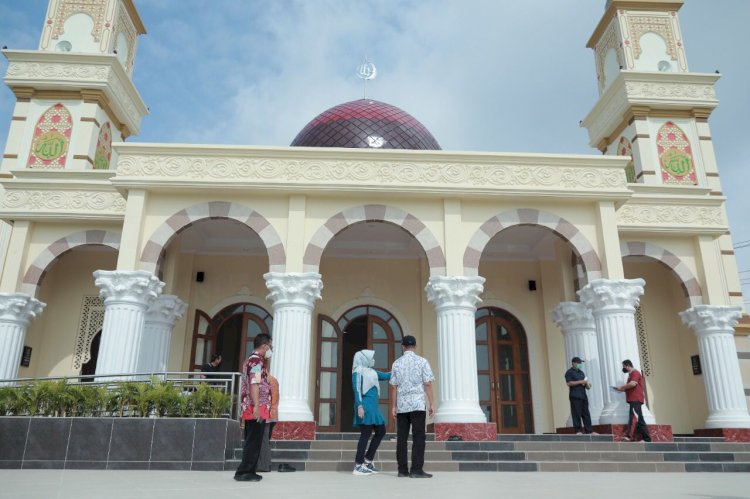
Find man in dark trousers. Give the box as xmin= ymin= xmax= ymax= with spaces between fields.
xmin=565 ymin=356 xmax=596 ymax=435
xmin=616 ymin=359 xmax=651 ymax=442
xmin=234 ymin=334 xmax=273 ymax=482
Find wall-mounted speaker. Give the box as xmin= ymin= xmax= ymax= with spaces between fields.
xmin=528 ymin=280 xmax=537 ymax=291
xmin=196 ymin=271 xmax=205 ymax=282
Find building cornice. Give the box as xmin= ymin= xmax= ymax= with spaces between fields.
xmin=587 ymin=0 xmax=684 ymax=49
xmin=581 ymin=71 xmax=719 ymax=149
xmin=2 ymin=50 xmax=148 ymax=136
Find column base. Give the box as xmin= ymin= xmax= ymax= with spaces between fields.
xmin=434 ymin=423 xmax=496 ymax=441
xmin=704 ymin=413 xmax=750 ymax=429
xmin=271 ymin=421 xmax=316 ymax=440
xmin=599 ymin=403 xmax=656 ymax=425
xmin=556 ymin=424 xmax=672 ymax=442
xmin=694 ymin=428 xmax=750 ymax=442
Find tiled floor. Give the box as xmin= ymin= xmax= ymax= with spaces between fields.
xmin=1 ymin=470 xmax=749 ymax=499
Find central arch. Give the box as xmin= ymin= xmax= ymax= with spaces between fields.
xmin=303 ymin=204 xmax=446 ymax=276
xmin=463 ymin=209 xmax=602 ymax=284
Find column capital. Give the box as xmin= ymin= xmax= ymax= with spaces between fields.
xmin=578 ymin=278 xmax=645 ymax=313
xmin=93 ymin=270 xmax=164 ymax=306
xmin=680 ymin=305 xmax=743 ymax=336
xmin=145 ymin=295 xmax=187 ymax=327
xmin=264 ymin=272 xmax=322 ymax=309
xmin=551 ymin=301 xmax=594 ymax=330
xmin=0 ymin=293 xmax=45 ymax=325
xmin=425 ymin=276 xmax=485 ymax=310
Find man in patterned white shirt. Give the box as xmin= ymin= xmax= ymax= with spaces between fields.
xmin=389 ymin=335 xmax=435 ymax=478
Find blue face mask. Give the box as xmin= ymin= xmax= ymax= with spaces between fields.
xmin=576 ymin=363 xmax=583 ymax=370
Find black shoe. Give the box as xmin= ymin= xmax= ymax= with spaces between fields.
xmin=409 ymin=470 xmax=433 ymax=478
xmin=397 ymin=472 xmax=410 ymax=477
xmin=234 ymin=473 xmax=262 ymax=482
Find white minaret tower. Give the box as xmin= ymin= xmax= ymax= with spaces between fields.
xmin=1 ymin=0 xmax=148 ymax=172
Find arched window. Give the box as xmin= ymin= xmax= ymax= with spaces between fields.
xmin=27 ymin=103 xmax=73 ymax=169
xmin=618 ymin=137 xmax=636 ymax=183
xmin=94 ymin=122 xmax=112 ymax=170
xmin=656 ymin=121 xmax=697 ymax=184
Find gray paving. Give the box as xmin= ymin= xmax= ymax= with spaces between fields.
xmin=1 ymin=470 xmax=749 ymax=499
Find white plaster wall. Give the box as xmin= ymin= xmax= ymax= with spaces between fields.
xmin=55 ymin=13 xmax=100 ymax=54
xmin=634 ymin=32 xmax=675 ymax=73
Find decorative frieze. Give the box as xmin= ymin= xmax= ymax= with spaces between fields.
xmin=617 ymin=204 xmax=725 ymax=228
xmin=0 ymin=189 xmax=126 ymax=214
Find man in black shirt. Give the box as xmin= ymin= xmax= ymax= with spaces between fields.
xmin=564 ymin=356 xmax=596 ymax=435
xmin=202 ymin=354 xmax=222 ymax=376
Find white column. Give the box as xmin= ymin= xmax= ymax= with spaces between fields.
xmin=425 ymin=275 xmax=487 ymax=423
xmin=680 ymin=305 xmax=750 ymax=428
xmin=578 ymin=278 xmax=655 ymax=424
xmin=551 ymin=301 xmax=604 ymax=425
xmin=141 ymin=295 xmax=187 ymax=374
xmin=265 ymin=272 xmax=322 ymax=422
xmin=0 ymin=293 xmax=45 ymax=383
xmin=94 ymin=270 xmax=164 ymax=378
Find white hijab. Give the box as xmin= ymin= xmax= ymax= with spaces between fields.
xmin=352 ymin=349 xmax=379 ymax=398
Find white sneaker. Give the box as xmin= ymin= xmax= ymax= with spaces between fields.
xmin=353 ymin=464 xmax=373 ymax=476
xmin=364 ymin=460 xmax=379 ymax=474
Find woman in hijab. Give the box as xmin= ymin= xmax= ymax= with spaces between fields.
xmin=351 ymin=349 xmax=391 ymax=475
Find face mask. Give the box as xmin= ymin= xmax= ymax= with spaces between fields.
xmin=265 ymin=348 xmax=273 ymax=359
xmin=622 ymin=367 xmax=628 ymax=373
xmin=369 ymin=358 xmax=375 ymax=367
xmin=576 ymin=364 xmax=583 ymax=370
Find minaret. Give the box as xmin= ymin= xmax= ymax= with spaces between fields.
xmin=1 ymin=0 xmax=148 ymax=172
xmin=581 ymin=0 xmax=720 ymax=188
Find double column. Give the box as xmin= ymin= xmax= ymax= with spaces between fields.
xmin=94 ymin=270 xmax=164 ymax=378
xmin=551 ymin=301 xmax=604 ymax=425
xmin=0 ymin=293 xmax=45 ymax=382
xmin=680 ymin=305 xmax=750 ymax=429
xmin=578 ymin=278 xmax=654 ymax=424
xmin=426 ymin=276 xmax=487 ymax=423
xmin=264 ymin=272 xmax=323 ymax=422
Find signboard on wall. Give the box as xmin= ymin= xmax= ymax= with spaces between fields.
xmin=20 ymin=346 xmax=32 ymax=367
xmin=690 ymin=354 xmax=702 ymax=375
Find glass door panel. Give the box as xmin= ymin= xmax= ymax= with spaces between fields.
xmin=316 ymin=315 xmax=342 ymax=431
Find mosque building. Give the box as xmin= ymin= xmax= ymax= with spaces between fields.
xmin=0 ymin=0 xmax=748 ymax=440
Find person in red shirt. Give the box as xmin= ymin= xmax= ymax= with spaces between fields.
xmin=615 ymin=359 xmax=651 ymax=442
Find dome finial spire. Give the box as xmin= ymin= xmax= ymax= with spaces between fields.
xmin=356 ymin=57 xmax=377 ymax=99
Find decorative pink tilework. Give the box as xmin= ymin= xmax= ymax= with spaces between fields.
xmin=434 ymin=423 xmax=496 ymax=441
xmin=273 ymin=421 xmax=316 ymax=440
xmin=560 ymin=424 xmax=674 ymax=442
xmin=694 ymin=428 xmax=750 ymax=442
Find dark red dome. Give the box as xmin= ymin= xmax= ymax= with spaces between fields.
xmin=290 ymin=99 xmax=441 ymax=150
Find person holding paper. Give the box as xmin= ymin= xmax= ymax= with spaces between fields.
xmin=564 ymin=356 xmax=596 ymax=435
xmin=615 ymin=359 xmax=651 ymax=442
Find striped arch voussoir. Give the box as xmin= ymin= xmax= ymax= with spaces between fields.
xmin=621 ymin=241 xmax=703 ymax=306
xmin=139 ymin=201 xmax=286 ymax=274
xmin=463 ymin=209 xmax=603 ymax=285
xmin=21 ymin=230 xmax=121 ymax=296
xmin=303 ymin=204 xmax=446 ymax=276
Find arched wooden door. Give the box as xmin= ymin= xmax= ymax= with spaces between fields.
xmin=190 ymin=303 xmax=273 ymax=372
xmin=475 ymin=307 xmax=533 ymax=433
xmin=315 ymin=305 xmax=403 ymax=432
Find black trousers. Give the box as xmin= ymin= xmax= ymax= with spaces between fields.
xmin=235 ymin=419 xmax=266 ymax=475
xmin=355 ymin=424 xmax=386 ymax=464
xmin=396 ymin=411 xmax=426 ymax=474
xmin=569 ymin=397 xmax=592 ymax=433
xmin=626 ymin=401 xmax=651 ymax=442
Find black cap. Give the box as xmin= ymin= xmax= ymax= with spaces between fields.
xmin=402 ymin=335 xmax=417 ymax=346
xmin=571 ymin=357 xmax=584 ymax=364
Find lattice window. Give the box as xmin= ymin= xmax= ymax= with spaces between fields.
xmin=72 ymin=296 xmax=105 ymax=370
xmin=634 ymin=305 xmax=651 ymax=376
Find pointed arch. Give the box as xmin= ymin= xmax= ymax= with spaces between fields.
xmin=620 ymin=241 xmax=702 ymax=306
xmin=94 ymin=122 xmax=112 ymax=170
xmin=27 ymin=103 xmax=73 ymax=169
xmin=139 ymin=201 xmax=285 ymax=274
xmin=657 ymin=121 xmax=696 ymax=185
xmin=21 ymin=230 xmax=121 ymax=296
xmin=463 ymin=209 xmax=602 ymax=284
xmin=302 ymin=204 xmax=446 ymax=276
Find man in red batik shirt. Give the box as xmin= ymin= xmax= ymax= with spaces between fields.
xmin=616 ymin=359 xmax=652 ymax=442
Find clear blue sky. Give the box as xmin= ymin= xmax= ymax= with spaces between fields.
xmin=1 ymin=0 xmax=749 ymax=299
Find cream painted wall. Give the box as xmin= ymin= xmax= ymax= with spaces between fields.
xmin=22 ymin=249 xmax=117 ymax=378
xmin=624 ymin=260 xmax=707 ymax=433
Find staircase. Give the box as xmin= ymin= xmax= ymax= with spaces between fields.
xmin=225 ymin=433 xmax=750 ymax=473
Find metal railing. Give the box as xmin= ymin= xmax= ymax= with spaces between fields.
xmin=0 ymin=371 xmax=244 ymax=420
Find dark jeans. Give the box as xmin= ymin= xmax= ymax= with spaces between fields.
xmin=396 ymin=411 xmax=426 ymax=474
xmin=626 ymin=401 xmax=651 ymax=442
xmin=355 ymin=424 xmax=386 ymax=464
xmin=570 ymin=397 xmax=592 ymax=433
xmin=235 ymin=419 xmax=266 ymax=475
